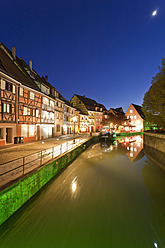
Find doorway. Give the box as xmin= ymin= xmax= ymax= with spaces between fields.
xmin=6 ymin=128 xmax=13 ymax=143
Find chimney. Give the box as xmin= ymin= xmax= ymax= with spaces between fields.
xmin=83 ymin=95 xmax=86 ymax=98
xmin=29 ymin=60 xmax=32 ymax=70
xmin=45 ymin=75 xmax=48 ymax=82
xmin=12 ymin=47 xmax=16 ymax=59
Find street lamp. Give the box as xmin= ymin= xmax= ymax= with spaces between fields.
xmin=73 ymin=116 xmax=77 ymax=143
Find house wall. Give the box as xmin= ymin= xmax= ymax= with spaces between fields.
xmin=125 ymin=104 xmax=143 ymax=132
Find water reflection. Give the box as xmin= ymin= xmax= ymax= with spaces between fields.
xmin=100 ymin=135 xmax=144 ymax=163
xmin=71 ymin=177 xmax=77 ymax=193
xmin=1 ymin=135 xmax=165 ymax=248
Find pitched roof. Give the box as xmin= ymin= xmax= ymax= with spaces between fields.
xmin=109 ymin=107 xmax=125 ymax=116
xmin=0 ymin=43 xmax=40 ymax=91
xmin=132 ymin=104 xmax=145 ymax=119
xmin=74 ymin=94 xmax=106 ymax=111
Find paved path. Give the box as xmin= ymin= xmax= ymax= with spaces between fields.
xmin=0 ymin=134 xmax=90 ymax=165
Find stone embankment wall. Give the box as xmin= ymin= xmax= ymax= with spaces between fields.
xmin=0 ymin=137 xmax=98 ymax=226
xmin=143 ymin=132 xmax=165 ymax=153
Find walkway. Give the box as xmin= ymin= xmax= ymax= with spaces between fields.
xmin=0 ymin=134 xmax=90 ymax=165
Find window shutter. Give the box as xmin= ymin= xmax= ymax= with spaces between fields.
xmin=20 ymin=87 xmax=23 ymax=96
xmin=1 ymin=79 xmax=5 ymax=90
xmin=13 ymin=85 xmax=16 ymax=94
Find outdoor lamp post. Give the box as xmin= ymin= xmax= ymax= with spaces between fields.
xmin=73 ymin=116 xmax=77 ymax=143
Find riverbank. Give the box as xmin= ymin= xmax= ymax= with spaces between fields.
xmin=143 ymin=132 xmax=165 ymax=153
xmin=0 ymin=136 xmax=99 ymax=226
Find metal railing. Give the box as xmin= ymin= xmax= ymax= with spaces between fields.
xmin=0 ymin=138 xmax=86 ymax=189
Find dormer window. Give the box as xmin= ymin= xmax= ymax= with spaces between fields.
xmin=41 ymin=84 xmax=50 ymax=95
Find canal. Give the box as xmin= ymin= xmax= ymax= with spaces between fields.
xmin=0 ymin=135 xmax=165 ymax=248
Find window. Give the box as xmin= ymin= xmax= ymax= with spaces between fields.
xmin=21 ymin=124 xmax=27 ymax=137
xmin=3 ymin=103 xmax=11 ymax=113
xmin=127 ymin=116 xmax=129 ymax=119
xmin=23 ymin=107 xmax=27 ymax=115
xmin=20 ymin=87 xmax=24 ymax=96
xmin=134 ymin=115 xmax=137 ymax=119
xmin=130 ymin=116 xmax=133 ymax=119
xmin=30 ymin=92 xmax=35 ymax=100
xmin=12 ymin=85 xmax=16 ymax=94
xmin=50 ymin=100 xmax=54 ymax=108
xmin=5 ymin=81 xmax=12 ymax=92
xmin=27 ymin=108 xmax=31 ymax=116
xmin=33 ymin=109 xmax=35 ymax=116
xmin=130 ymin=109 xmax=133 ymax=113
xmin=43 ymin=111 xmax=48 ymax=119
xmin=50 ymin=112 xmax=54 ymax=121
xmin=43 ymin=97 xmax=49 ymax=105
xmin=56 ymin=124 xmax=60 ymax=132
xmin=1 ymin=79 xmax=5 ymax=89
xmin=36 ymin=109 xmax=39 ymax=117
xmin=23 ymin=107 xmax=31 ymax=115
xmin=29 ymin=125 xmax=35 ymax=137
xmin=41 ymin=84 xmax=50 ymax=95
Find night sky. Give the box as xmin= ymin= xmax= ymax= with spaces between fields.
xmin=1 ymin=0 xmax=165 ymax=111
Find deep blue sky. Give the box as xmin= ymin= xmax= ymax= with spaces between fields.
xmin=1 ymin=0 xmax=165 ymax=111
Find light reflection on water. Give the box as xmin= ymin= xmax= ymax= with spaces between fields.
xmin=0 ymin=135 xmax=165 ymax=248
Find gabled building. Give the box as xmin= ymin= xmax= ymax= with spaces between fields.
xmin=0 ymin=43 xmax=67 ymax=145
xmin=0 ymin=43 xmax=42 ymax=144
xmin=101 ymin=107 xmax=125 ymax=132
xmin=70 ymin=94 xmax=106 ymax=132
xmin=124 ymin=103 xmax=145 ymax=132
xmin=14 ymin=51 xmax=65 ymax=139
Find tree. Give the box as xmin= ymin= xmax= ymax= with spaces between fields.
xmin=142 ymin=58 xmax=165 ymax=128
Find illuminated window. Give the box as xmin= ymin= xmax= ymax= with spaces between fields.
xmin=134 ymin=115 xmax=137 ymax=119
xmin=23 ymin=107 xmax=27 ymax=115
xmin=43 ymin=97 xmax=49 ymax=105
xmin=130 ymin=116 xmax=133 ymax=119
xmin=50 ymin=112 xmax=54 ymax=121
xmin=30 ymin=92 xmax=35 ymax=100
xmin=12 ymin=85 xmax=16 ymax=94
xmin=20 ymin=87 xmax=24 ymax=96
xmin=3 ymin=103 xmax=11 ymax=113
xmin=50 ymin=100 xmax=54 ymax=108
xmin=127 ymin=116 xmax=129 ymax=119
xmin=36 ymin=109 xmax=39 ymax=117
xmin=27 ymin=108 xmax=31 ymax=116
xmin=29 ymin=125 xmax=35 ymax=137
xmin=130 ymin=109 xmax=133 ymax=113
xmin=21 ymin=125 xmax=27 ymax=137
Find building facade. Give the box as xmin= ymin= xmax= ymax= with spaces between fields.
xmin=124 ymin=104 xmax=144 ymax=132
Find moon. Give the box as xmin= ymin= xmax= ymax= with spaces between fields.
xmin=152 ymin=10 xmax=157 ymax=16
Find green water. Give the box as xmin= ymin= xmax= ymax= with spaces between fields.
xmin=0 ymin=135 xmax=165 ymax=248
